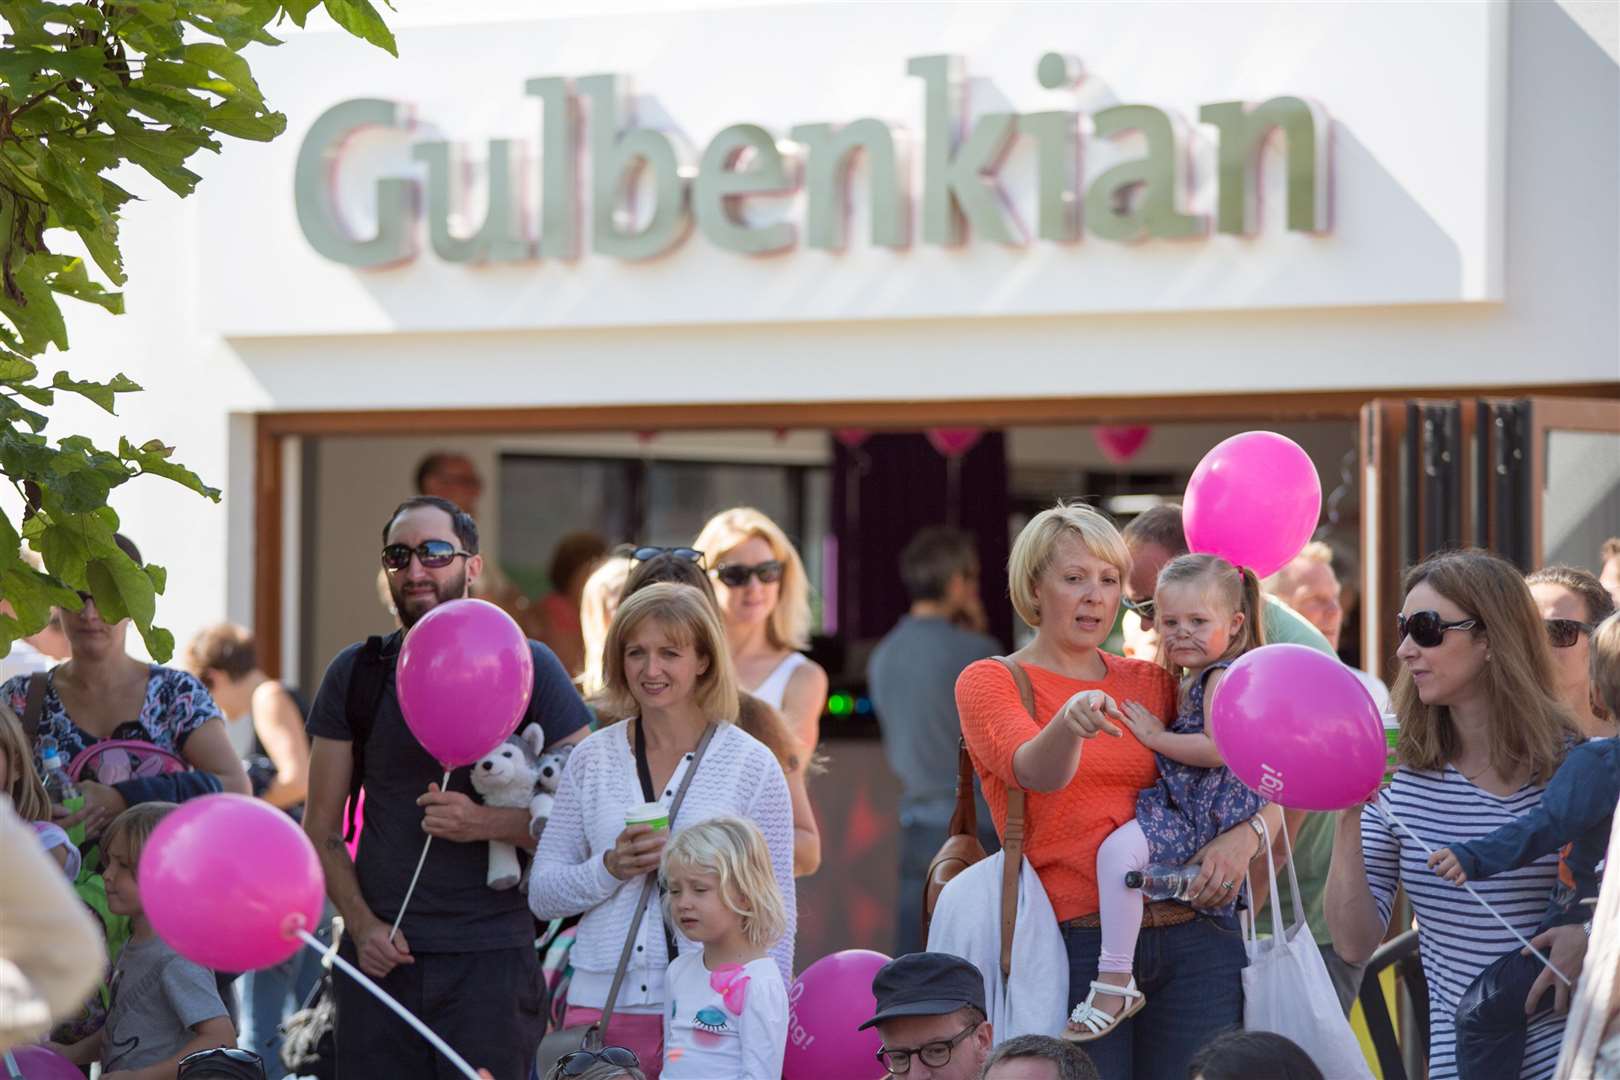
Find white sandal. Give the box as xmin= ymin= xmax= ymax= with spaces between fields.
xmin=1062 ymin=978 xmax=1146 ymax=1043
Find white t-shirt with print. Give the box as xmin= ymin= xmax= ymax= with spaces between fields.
xmin=662 ymin=951 xmax=788 ymax=1080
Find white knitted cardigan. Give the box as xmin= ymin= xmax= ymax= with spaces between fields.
xmin=529 ymin=720 xmax=797 ymax=1011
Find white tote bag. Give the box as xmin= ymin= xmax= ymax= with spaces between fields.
xmin=1242 ymin=817 xmax=1374 ymax=1080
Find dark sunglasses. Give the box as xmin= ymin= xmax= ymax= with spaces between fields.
xmin=381 ymin=540 xmax=474 ymax=572
xmin=550 ymin=1046 xmax=640 ymax=1077
xmin=628 ymin=545 xmax=706 ymax=567
xmin=713 ymin=560 xmax=784 ymax=588
xmin=1122 ymin=595 xmax=1156 ymax=622
xmin=177 ymin=1046 xmax=266 ymax=1079
xmin=1397 ymin=610 xmax=1483 ymax=648
xmin=1546 ymin=617 xmax=1595 ymax=649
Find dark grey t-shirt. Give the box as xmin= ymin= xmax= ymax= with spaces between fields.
xmin=103 ymin=935 xmax=227 ymax=1072
xmin=306 ymin=637 xmax=591 ymax=953
xmin=868 ymin=615 xmax=1000 ymax=816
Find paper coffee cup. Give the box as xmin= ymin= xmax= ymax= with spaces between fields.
xmin=626 ymin=802 xmax=670 ymax=832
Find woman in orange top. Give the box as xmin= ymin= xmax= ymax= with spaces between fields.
xmin=955 ymin=501 xmax=1281 ymax=1078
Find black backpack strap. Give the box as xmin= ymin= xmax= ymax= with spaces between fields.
xmin=22 ymin=671 xmax=47 ymax=744
xmin=343 ymin=632 xmax=399 ymax=842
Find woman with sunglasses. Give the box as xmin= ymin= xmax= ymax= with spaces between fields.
xmin=693 ymin=509 xmax=829 ymax=760
xmin=1525 ymin=565 xmax=1615 ymax=738
xmin=1327 ymin=549 xmax=1579 ymax=1079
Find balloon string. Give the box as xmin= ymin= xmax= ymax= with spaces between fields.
xmin=391 ymin=769 xmax=450 ymax=944
xmin=1375 ymin=797 xmax=1571 ymax=986
xmin=296 ymin=929 xmax=481 ymax=1080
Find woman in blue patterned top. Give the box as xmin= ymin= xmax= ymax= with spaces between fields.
xmin=2 ymin=535 xmax=247 ymax=840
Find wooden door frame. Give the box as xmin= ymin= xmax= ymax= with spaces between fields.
xmin=252 ymin=381 xmax=1619 ymax=678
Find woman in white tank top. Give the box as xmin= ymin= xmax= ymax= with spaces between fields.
xmin=694 ymin=509 xmax=829 ymax=761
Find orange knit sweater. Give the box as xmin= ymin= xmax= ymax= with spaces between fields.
xmin=955 ymin=654 xmax=1177 ymax=922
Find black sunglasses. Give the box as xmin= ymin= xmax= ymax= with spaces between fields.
xmin=627 ymin=545 xmax=706 ymax=567
xmin=549 ymin=1046 xmax=640 ymax=1077
xmin=1122 ymin=595 xmax=1156 ymax=622
xmin=713 ymin=560 xmax=784 ymax=588
xmin=876 ymin=1019 xmax=982 ymax=1074
xmin=176 ymin=1046 xmax=266 ymax=1079
xmin=1397 ymin=610 xmax=1483 ymax=648
xmin=1546 ymin=617 xmax=1595 ymax=649
xmin=381 ymin=540 xmax=474 ymax=572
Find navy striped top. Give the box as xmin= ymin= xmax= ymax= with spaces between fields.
xmin=1362 ymin=767 xmax=1567 ymax=1079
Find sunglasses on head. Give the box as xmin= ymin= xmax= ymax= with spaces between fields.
xmin=713 ymin=560 xmax=784 ymax=588
xmin=176 ymin=1046 xmax=266 ymax=1079
xmin=627 ymin=545 xmax=705 ymax=567
xmin=1122 ymin=595 xmax=1156 ymax=621
xmin=1546 ymin=617 xmax=1595 ymax=649
xmin=1396 ymin=609 xmax=1483 ymax=648
xmin=381 ymin=540 xmax=473 ymax=572
xmin=550 ymin=1046 xmax=640 ymax=1077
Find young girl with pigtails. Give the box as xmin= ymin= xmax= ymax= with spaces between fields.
xmin=1065 ymin=554 xmax=1270 ymax=1042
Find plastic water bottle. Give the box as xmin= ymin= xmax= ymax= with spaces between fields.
xmin=39 ymin=739 xmax=86 ymax=846
xmin=1124 ymin=863 xmax=1201 ymax=901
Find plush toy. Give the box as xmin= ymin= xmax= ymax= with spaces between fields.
xmin=530 ymin=750 xmax=568 ymax=827
xmin=470 ymin=727 xmax=546 ymax=890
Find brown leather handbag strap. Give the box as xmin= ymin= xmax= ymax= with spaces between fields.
xmin=946 ymin=739 xmax=978 ymax=838
xmin=991 ymin=657 xmax=1034 ymax=981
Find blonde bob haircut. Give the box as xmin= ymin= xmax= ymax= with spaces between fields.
xmin=1007 ymin=500 xmax=1132 ymax=627
xmin=660 ymin=815 xmax=788 ymax=950
xmin=593 ymin=583 xmax=740 ymax=724
xmin=1590 ymin=612 xmax=1620 ymax=721
xmin=694 ymin=507 xmax=813 ymax=651
xmin=103 ymin=801 xmax=179 ymax=877
xmin=1392 ymin=549 xmax=1576 ymax=785
xmin=578 ymin=555 xmax=633 ymax=697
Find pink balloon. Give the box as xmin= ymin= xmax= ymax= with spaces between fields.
xmin=1094 ymin=425 xmax=1152 ymax=465
xmin=397 ymin=598 xmax=534 ymax=768
xmin=784 ymin=950 xmax=891 ymax=1080
xmin=1209 ymin=644 xmax=1385 ymax=811
xmin=140 ymin=794 xmax=325 ymax=972
xmin=925 ymin=427 xmax=984 ymax=459
xmin=1184 ymin=431 xmax=1322 ymax=578
xmin=7 ymin=1046 xmax=84 ymax=1080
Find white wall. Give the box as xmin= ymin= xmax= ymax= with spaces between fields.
xmin=21 ymin=0 xmax=1616 ymax=661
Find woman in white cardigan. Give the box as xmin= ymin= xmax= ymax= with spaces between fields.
xmin=530 ymin=583 xmax=797 ymax=1079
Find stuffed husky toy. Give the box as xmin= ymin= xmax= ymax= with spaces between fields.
xmin=469 ymin=727 xmax=546 ymax=890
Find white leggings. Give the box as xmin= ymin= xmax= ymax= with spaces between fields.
xmin=1095 ymin=819 xmax=1152 ymax=975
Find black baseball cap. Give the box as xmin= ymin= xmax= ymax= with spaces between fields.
xmin=858 ymin=952 xmax=986 ymax=1030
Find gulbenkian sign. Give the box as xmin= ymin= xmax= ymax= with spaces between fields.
xmin=294 ymin=52 xmax=1330 ymax=269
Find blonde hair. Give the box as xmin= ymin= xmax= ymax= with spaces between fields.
xmin=103 ymin=801 xmax=179 ymax=877
xmin=1392 ymin=549 xmax=1576 ymax=784
xmin=1155 ymin=554 xmax=1266 ymax=669
xmin=1591 ymin=613 xmax=1620 ymax=720
xmin=1007 ymin=501 xmax=1131 ymax=627
xmin=0 ymin=703 xmax=50 ymax=822
xmin=593 ymin=584 xmax=739 ymax=724
xmin=694 ymin=508 xmax=813 ymax=650
xmin=661 ymin=816 xmax=787 ymax=950
xmin=1262 ymin=541 xmax=1336 ymax=597
xmin=578 ymin=556 xmax=633 ymax=696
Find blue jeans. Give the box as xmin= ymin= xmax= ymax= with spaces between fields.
xmin=1063 ymin=914 xmax=1246 ymax=1079
xmin=237 ymin=909 xmax=331 ymax=1079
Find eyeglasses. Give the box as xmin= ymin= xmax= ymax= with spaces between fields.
xmin=628 ymin=545 xmax=706 ymax=567
xmin=1546 ymin=617 xmax=1595 ymax=649
xmin=381 ymin=540 xmax=474 ymax=572
xmin=1396 ymin=610 xmax=1483 ymax=648
xmin=176 ymin=1047 xmax=266 ymax=1078
xmin=714 ymin=560 xmax=784 ymax=588
xmin=876 ymin=1020 xmax=982 ymax=1075
xmin=1122 ymin=595 xmax=1156 ymax=622
xmin=550 ymin=1047 xmax=640 ymax=1077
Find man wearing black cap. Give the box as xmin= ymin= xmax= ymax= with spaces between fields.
xmin=861 ymin=952 xmax=994 ymax=1080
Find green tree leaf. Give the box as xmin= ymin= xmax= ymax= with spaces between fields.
xmin=323 ymin=0 xmax=398 ymax=57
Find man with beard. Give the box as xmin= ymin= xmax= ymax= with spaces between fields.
xmin=302 ymin=496 xmax=590 ymax=1078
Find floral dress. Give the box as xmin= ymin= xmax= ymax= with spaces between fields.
xmin=1132 ymin=660 xmax=1265 ymax=905
xmin=2 ymin=665 xmax=220 ymax=778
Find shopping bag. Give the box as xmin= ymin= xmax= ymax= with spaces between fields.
xmin=1242 ymin=817 xmax=1374 ymax=1080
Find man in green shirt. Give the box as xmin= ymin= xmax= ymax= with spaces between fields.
xmin=1122 ymin=504 xmax=1365 ymax=1014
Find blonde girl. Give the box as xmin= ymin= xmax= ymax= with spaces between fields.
xmin=693 ymin=508 xmax=828 ymax=756
xmin=659 ymin=816 xmax=789 ymax=1080
xmin=0 ymin=702 xmax=78 ymax=877
xmin=1066 ymin=554 xmax=1269 ymax=1042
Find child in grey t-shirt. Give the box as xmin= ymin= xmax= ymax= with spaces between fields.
xmin=55 ymin=803 xmax=235 ymax=1078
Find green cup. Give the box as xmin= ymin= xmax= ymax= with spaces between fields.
xmin=625 ymin=802 xmax=670 ymax=832
xmin=1382 ymin=714 xmax=1400 ymax=784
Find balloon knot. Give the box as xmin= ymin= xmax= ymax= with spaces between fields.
xmin=280 ymin=912 xmax=308 ymax=939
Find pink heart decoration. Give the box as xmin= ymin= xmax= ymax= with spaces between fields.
xmin=1094 ymin=425 xmax=1152 ymax=465
xmin=925 ymin=427 xmax=984 ymax=459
